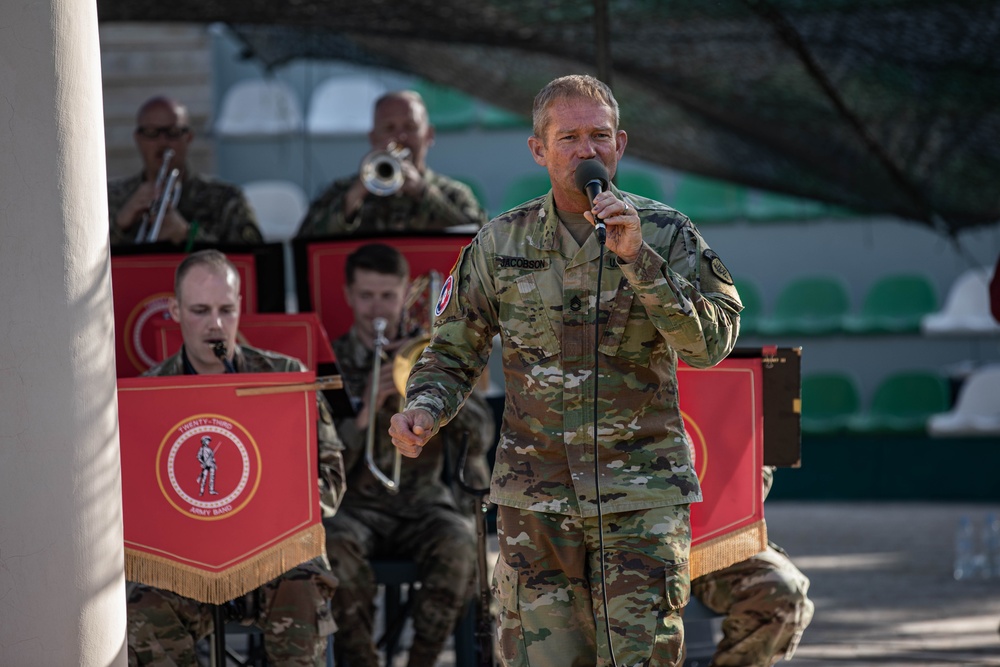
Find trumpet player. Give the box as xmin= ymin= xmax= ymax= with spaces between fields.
xmin=324 ymin=243 xmax=495 ymax=667
xmin=108 ymin=95 xmax=264 ymax=246
xmin=296 ymin=90 xmax=488 ymax=238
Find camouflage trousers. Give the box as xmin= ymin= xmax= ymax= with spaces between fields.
xmin=493 ymin=504 xmax=691 ymax=667
xmin=690 ymin=545 xmax=813 ymax=667
xmin=127 ymin=558 xmax=337 ymax=667
xmin=324 ymin=503 xmax=476 ymax=667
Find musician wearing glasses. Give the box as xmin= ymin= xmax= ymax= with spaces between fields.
xmin=108 ymin=96 xmax=264 ymax=246
xmin=295 ymin=90 xmax=488 ymax=238
xmin=323 ymin=243 xmax=495 ymax=667
xmin=128 ymin=250 xmax=345 ymax=666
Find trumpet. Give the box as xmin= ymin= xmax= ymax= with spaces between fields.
xmin=136 ymin=149 xmax=182 ymax=243
xmin=365 ymin=317 xmax=402 ymax=494
xmin=360 ymin=141 xmax=411 ymax=197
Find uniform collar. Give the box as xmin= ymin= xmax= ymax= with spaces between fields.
xmin=529 ymin=186 xmax=622 ymax=266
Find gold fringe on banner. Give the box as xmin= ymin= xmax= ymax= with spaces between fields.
xmin=125 ymin=523 xmax=326 ymax=604
xmin=690 ymin=519 xmax=768 ymax=580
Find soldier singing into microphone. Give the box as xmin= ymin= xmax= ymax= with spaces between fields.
xmin=390 ymin=75 xmax=742 ymax=667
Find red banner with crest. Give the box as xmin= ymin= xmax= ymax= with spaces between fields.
xmin=117 ymin=372 xmax=324 ymax=604
xmin=111 ymin=254 xmax=257 ymax=378
xmin=151 ymin=313 xmax=336 ymax=370
xmin=680 ymin=357 xmax=766 ymax=579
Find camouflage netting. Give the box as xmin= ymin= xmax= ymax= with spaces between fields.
xmin=97 ymin=0 xmax=1000 ymax=236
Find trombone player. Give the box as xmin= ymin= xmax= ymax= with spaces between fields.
xmin=108 ymin=95 xmax=264 ymax=246
xmin=296 ymin=90 xmax=488 ymax=238
xmin=324 ymin=243 xmax=495 ymax=667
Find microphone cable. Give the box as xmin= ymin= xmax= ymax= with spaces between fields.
xmin=592 ymin=238 xmax=620 ymax=667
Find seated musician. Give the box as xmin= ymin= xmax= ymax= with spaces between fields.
xmin=295 ymin=90 xmax=487 ymax=238
xmin=127 ymin=249 xmax=346 ymax=666
xmin=689 ymin=466 xmax=814 ymax=666
xmin=324 ymin=243 xmax=495 ymax=667
xmin=108 ymin=95 xmax=263 ymax=246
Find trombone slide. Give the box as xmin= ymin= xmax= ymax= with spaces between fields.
xmin=365 ymin=317 xmax=402 ymax=494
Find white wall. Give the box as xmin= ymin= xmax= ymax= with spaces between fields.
xmin=1 ymin=1 xmax=127 ymax=664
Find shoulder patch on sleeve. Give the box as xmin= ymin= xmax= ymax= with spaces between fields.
xmin=703 ymin=249 xmax=734 ymax=285
xmin=434 ymin=274 xmax=455 ymax=317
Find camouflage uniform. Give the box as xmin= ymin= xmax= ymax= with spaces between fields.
xmin=325 ymin=328 xmax=495 ymax=667
xmin=108 ymin=171 xmax=264 ymax=246
xmin=127 ymin=345 xmax=346 ymax=667
xmin=404 ymin=189 xmax=742 ymax=666
xmin=295 ymin=169 xmax=487 ymax=238
xmin=690 ymin=468 xmax=814 ymax=667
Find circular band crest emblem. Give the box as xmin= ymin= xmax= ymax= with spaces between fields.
xmin=124 ymin=292 xmax=173 ymax=373
xmin=156 ymin=414 xmax=262 ymax=521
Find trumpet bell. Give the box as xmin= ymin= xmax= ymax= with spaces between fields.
xmin=360 ymin=142 xmax=411 ymax=197
xmin=392 ymin=335 xmax=431 ymax=396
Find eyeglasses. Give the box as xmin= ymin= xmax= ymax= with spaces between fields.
xmin=135 ymin=125 xmax=190 ymax=140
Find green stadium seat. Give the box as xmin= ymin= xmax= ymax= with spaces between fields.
xmin=615 ymin=169 xmax=665 ymax=201
xmin=671 ymin=173 xmax=747 ymax=224
xmin=847 ymin=370 xmax=951 ymax=434
xmin=746 ymin=190 xmax=833 ymax=222
xmin=757 ymin=275 xmax=851 ymax=336
xmin=500 ymin=173 xmax=551 ymax=211
xmin=479 ymin=102 xmax=531 ymax=130
xmin=843 ymin=274 xmax=939 ymax=334
xmin=454 ymin=176 xmax=490 ymax=217
xmin=801 ymin=372 xmax=861 ymax=435
xmin=412 ymin=80 xmax=478 ymax=131
xmin=733 ymin=279 xmax=763 ymax=336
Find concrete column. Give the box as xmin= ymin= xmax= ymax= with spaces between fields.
xmin=0 ymin=0 xmax=127 ymax=665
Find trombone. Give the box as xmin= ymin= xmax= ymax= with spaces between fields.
xmin=366 ymin=272 xmax=445 ymax=493
xmin=365 ymin=317 xmax=402 ymax=494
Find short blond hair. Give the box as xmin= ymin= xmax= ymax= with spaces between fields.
xmin=174 ymin=249 xmax=240 ymax=297
xmin=531 ymin=75 xmax=620 ymax=139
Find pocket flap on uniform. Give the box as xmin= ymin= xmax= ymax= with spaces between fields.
xmin=491 ymin=554 xmax=519 ymax=610
xmin=663 ymin=559 xmax=691 ymax=611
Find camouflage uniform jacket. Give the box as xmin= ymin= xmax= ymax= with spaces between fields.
xmin=108 ymin=171 xmax=264 ymax=246
xmin=405 ymin=188 xmax=742 ymax=518
xmin=145 ymin=344 xmax=346 ymax=518
xmin=332 ymin=328 xmax=494 ymax=518
xmin=296 ymin=169 xmax=487 ymax=238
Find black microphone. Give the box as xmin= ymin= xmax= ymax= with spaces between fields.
xmin=574 ymin=159 xmax=610 ymax=245
xmin=213 ymin=341 xmax=236 ymax=374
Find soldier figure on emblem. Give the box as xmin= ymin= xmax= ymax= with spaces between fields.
xmin=196 ymin=436 xmax=219 ymax=496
